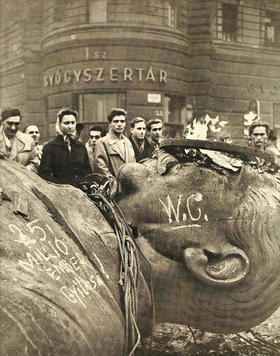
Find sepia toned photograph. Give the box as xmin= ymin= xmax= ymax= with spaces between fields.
xmin=0 ymin=0 xmax=279 ymax=355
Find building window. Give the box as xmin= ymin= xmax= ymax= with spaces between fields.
xmin=262 ymin=11 xmax=280 ymax=47
xmin=168 ymin=4 xmax=176 ymax=28
xmin=162 ymin=95 xmax=185 ymax=137
xmin=164 ymin=1 xmax=177 ymax=29
xmin=89 ymin=0 xmax=107 ymax=23
xmin=76 ymin=93 xmax=126 ymax=139
xmin=222 ymin=2 xmax=238 ymax=41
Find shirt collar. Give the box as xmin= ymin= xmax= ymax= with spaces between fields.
xmin=2 ymin=129 xmax=15 ymax=148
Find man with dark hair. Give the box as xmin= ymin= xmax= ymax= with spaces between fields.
xmin=129 ymin=117 xmax=153 ymax=162
xmin=94 ymin=108 xmax=135 ymax=195
xmin=146 ymin=118 xmax=163 ymax=151
xmin=248 ymin=121 xmax=270 ymax=151
xmin=86 ymin=125 xmax=105 ymax=170
xmin=0 ymin=108 xmax=37 ymax=170
xmin=39 ymin=108 xmax=91 ymax=187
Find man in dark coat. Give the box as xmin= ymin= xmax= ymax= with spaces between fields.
xmin=129 ymin=117 xmax=154 ymax=162
xmin=39 ymin=108 xmax=91 ymax=187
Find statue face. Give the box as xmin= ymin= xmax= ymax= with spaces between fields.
xmin=118 ymin=159 xmax=280 ymax=333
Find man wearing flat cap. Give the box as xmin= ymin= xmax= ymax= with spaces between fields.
xmin=0 ymin=108 xmax=37 ymax=169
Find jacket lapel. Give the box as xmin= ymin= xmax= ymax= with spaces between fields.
xmin=11 ymin=136 xmax=25 ymax=160
xmin=107 ymin=136 xmax=126 ymax=161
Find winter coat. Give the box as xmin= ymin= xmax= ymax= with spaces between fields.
xmin=0 ymin=128 xmax=37 ymax=169
xmin=129 ymin=136 xmax=154 ymax=162
xmin=94 ymin=132 xmax=135 ymax=178
xmin=39 ymin=135 xmax=92 ymax=187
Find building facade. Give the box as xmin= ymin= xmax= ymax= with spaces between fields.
xmin=0 ymin=0 xmax=279 ymax=144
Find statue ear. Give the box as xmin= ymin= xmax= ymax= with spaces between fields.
xmin=183 ymin=245 xmax=250 ymax=287
xmin=118 ymin=163 xmax=150 ymax=194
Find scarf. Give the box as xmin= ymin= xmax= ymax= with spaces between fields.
xmin=55 ymin=118 xmax=77 ymax=153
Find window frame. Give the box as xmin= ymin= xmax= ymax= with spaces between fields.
xmin=221 ymin=1 xmax=239 ymax=42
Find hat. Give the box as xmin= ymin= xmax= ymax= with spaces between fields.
xmin=1 ymin=108 xmax=21 ymax=121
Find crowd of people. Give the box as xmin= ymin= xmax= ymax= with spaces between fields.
xmin=0 ymin=107 xmax=165 ymax=192
xmin=0 ymin=106 xmax=279 ymax=193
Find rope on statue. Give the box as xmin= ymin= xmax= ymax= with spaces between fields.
xmin=80 ymin=174 xmax=141 ymax=356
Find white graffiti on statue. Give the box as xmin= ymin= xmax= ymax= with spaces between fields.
xmin=9 ymin=220 xmax=110 ymax=309
xmin=159 ymin=193 xmax=208 ymax=229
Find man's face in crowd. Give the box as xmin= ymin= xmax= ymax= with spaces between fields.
xmin=60 ymin=114 xmax=76 ymax=135
xmin=25 ymin=125 xmax=40 ymax=144
xmin=251 ymin=126 xmax=268 ymax=150
xmin=150 ymin=122 xmax=163 ymax=143
xmin=89 ymin=130 xmax=102 ymax=149
xmin=110 ymin=115 xmax=126 ymax=135
xmin=2 ymin=116 xmax=21 ymax=139
xmin=131 ymin=121 xmax=146 ymax=141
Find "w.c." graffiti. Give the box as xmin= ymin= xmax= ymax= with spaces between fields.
xmin=159 ymin=193 xmax=208 ymax=229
